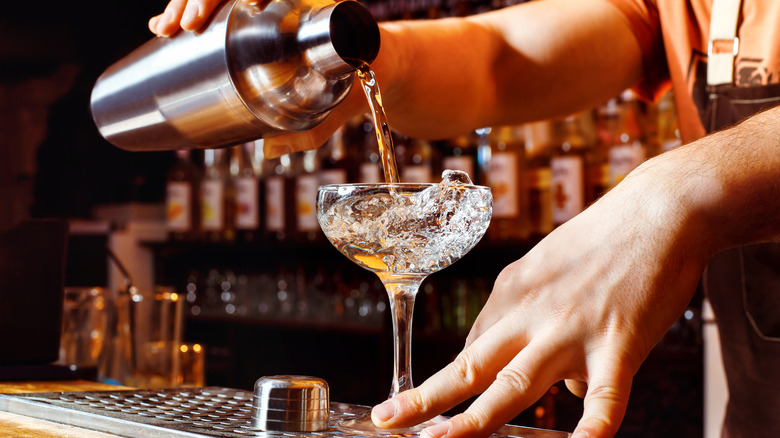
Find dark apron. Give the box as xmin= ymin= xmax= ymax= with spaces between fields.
xmin=695 ymin=81 xmax=780 ymax=438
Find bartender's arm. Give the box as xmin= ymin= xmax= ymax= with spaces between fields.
xmin=149 ymin=0 xmax=642 ymax=157
xmin=371 ymin=104 xmax=780 ymax=438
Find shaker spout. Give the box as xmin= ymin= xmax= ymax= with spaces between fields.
xmin=330 ymin=1 xmax=381 ymax=67
xmin=298 ymin=0 xmax=380 ymax=76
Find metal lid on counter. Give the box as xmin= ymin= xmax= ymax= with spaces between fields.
xmin=252 ymin=375 xmax=330 ymax=432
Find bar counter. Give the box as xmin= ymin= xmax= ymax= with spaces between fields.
xmin=0 ymin=380 xmax=126 ymax=438
xmin=0 ymin=380 xmax=574 ymax=438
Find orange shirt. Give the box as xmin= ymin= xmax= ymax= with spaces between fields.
xmin=604 ymin=0 xmax=780 ymax=143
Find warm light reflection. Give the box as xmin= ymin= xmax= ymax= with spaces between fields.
xmin=354 ymin=254 xmax=387 ymax=271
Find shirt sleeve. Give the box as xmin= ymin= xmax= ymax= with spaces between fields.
xmin=603 ymin=0 xmax=670 ymax=101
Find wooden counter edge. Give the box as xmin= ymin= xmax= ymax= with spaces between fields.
xmin=0 ymin=380 xmax=132 ymax=438
xmin=0 ymin=380 xmax=132 ymax=394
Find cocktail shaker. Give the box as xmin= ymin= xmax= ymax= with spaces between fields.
xmin=90 ymin=0 xmax=380 ymax=151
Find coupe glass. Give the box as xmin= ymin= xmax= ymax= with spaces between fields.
xmin=316 ymin=172 xmax=492 ymax=435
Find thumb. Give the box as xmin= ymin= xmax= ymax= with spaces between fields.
xmin=263 ymin=102 xmax=367 ymax=159
xmin=263 ymin=131 xmax=323 ymax=159
xmin=571 ymin=358 xmax=633 ymax=438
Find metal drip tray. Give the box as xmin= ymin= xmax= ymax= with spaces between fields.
xmin=0 ymin=387 xmax=569 ymax=437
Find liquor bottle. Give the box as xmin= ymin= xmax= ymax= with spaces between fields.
xmin=400 ymin=136 xmax=436 ymax=183
xmin=607 ymin=90 xmax=648 ymax=188
xmin=294 ymin=150 xmax=321 ymax=242
xmin=592 ymin=100 xmax=619 ymax=200
xmin=524 ymin=122 xmax=553 ymax=237
xmin=165 ymin=150 xmax=201 ymax=241
xmin=262 ymin=153 xmax=294 ymax=242
xmin=441 ymin=134 xmax=477 ymax=182
xmin=655 ymin=91 xmax=682 ymax=153
xmin=475 ymin=127 xmax=491 ymax=185
xmin=318 ymin=125 xmax=352 ymax=186
xmin=232 ymin=142 xmax=262 ymax=243
xmin=550 ymin=113 xmax=592 ymax=227
xmin=484 ymin=125 xmax=528 ymax=241
xmin=200 ymin=148 xmax=235 ymax=242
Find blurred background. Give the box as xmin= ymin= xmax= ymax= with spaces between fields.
xmin=1 ymin=1 xmax=174 ymax=228
xmin=0 ymin=1 xmax=707 ymax=437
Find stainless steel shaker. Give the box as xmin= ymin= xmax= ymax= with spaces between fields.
xmin=90 ymin=0 xmax=380 ymax=151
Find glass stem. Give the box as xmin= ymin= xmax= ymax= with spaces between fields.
xmin=379 ymin=273 xmax=425 ymax=399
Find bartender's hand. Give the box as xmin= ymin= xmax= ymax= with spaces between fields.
xmin=371 ymin=144 xmax=717 ymax=438
xmin=149 ymin=0 xmax=223 ymax=37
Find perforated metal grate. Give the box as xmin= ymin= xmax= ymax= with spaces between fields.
xmin=0 ymin=387 xmax=569 ymax=438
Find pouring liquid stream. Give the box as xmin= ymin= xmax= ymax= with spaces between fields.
xmin=355 ymin=62 xmax=400 ymax=184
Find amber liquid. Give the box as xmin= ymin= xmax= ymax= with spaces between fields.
xmin=356 ymin=63 xmax=400 ymax=184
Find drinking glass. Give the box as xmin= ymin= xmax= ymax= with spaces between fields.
xmin=58 ymin=287 xmax=110 ymax=371
xmin=116 ymin=286 xmax=185 ymax=388
xmin=317 ymin=175 xmax=492 ymax=435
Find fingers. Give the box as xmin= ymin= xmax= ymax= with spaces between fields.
xmin=149 ymin=0 xmax=225 ymax=36
xmin=179 ymin=0 xmax=202 ymax=30
xmin=565 ymin=379 xmax=588 ymax=398
xmin=372 ymin=320 xmax=527 ymax=429
xmin=181 ymin=0 xmax=224 ymax=31
xmin=149 ymin=0 xmax=187 ymax=36
xmin=420 ymin=337 xmax=567 ymax=438
xmin=263 ymin=129 xmax=329 ymax=159
xmin=464 ymin=264 xmax=522 ymax=347
xmin=571 ymin=350 xmax=633 ymax=438
xmin=375 ymin=324 xmax=634 ymax=438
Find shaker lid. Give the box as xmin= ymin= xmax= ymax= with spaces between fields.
xmin=252 ymin=375 xmax=330 ymax=432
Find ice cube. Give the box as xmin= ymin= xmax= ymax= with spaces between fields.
xmin=407 ymin=170 xmax=473 ymax=232
xmin=441 ymin=169 xmax=473 ymax=186
xmin=350 ymin=193 xmax=393 ymax=221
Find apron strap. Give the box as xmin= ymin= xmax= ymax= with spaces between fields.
xmin=707 ymin=0 xmax=742 ymax=86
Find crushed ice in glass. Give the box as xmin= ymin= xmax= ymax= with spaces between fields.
xmin=318 ymin=170 xmax=492 ymax=275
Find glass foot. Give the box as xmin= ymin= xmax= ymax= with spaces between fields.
xmin=336 ymin=413 xmax=446 ymax=437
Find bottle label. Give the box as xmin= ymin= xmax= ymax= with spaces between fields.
xmin=487 ymin=152 xmax=520 ymax=218
xmin=296 ymin=174 xmax=319 ymax=232
xmin=551 ymin=155 xmax=584 ymax=224
xmin=359 ymin=162 xmax=382 ymax=183
xmin=609 ymin=141 xmax=645 ymax=186
xmin=166 ymin=182 xmax=191 ymax=231
xmin=200 ymin=179 xmax=224 ymax=231
xmin=402 ymin=165 xmax=433 ymax=183
xmin=265 ymin=176 xmax=285 ymax=232
xmin=318 ymin=168 xmax=348 ymax=186
xmin=442 ymin=156 xmax=475 ymax=181
xmin=234 ymin=176 xmax=259 ymax=230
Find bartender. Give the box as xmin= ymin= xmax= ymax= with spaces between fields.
xmin=148 ymin=0 xmax=780 ymax=437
